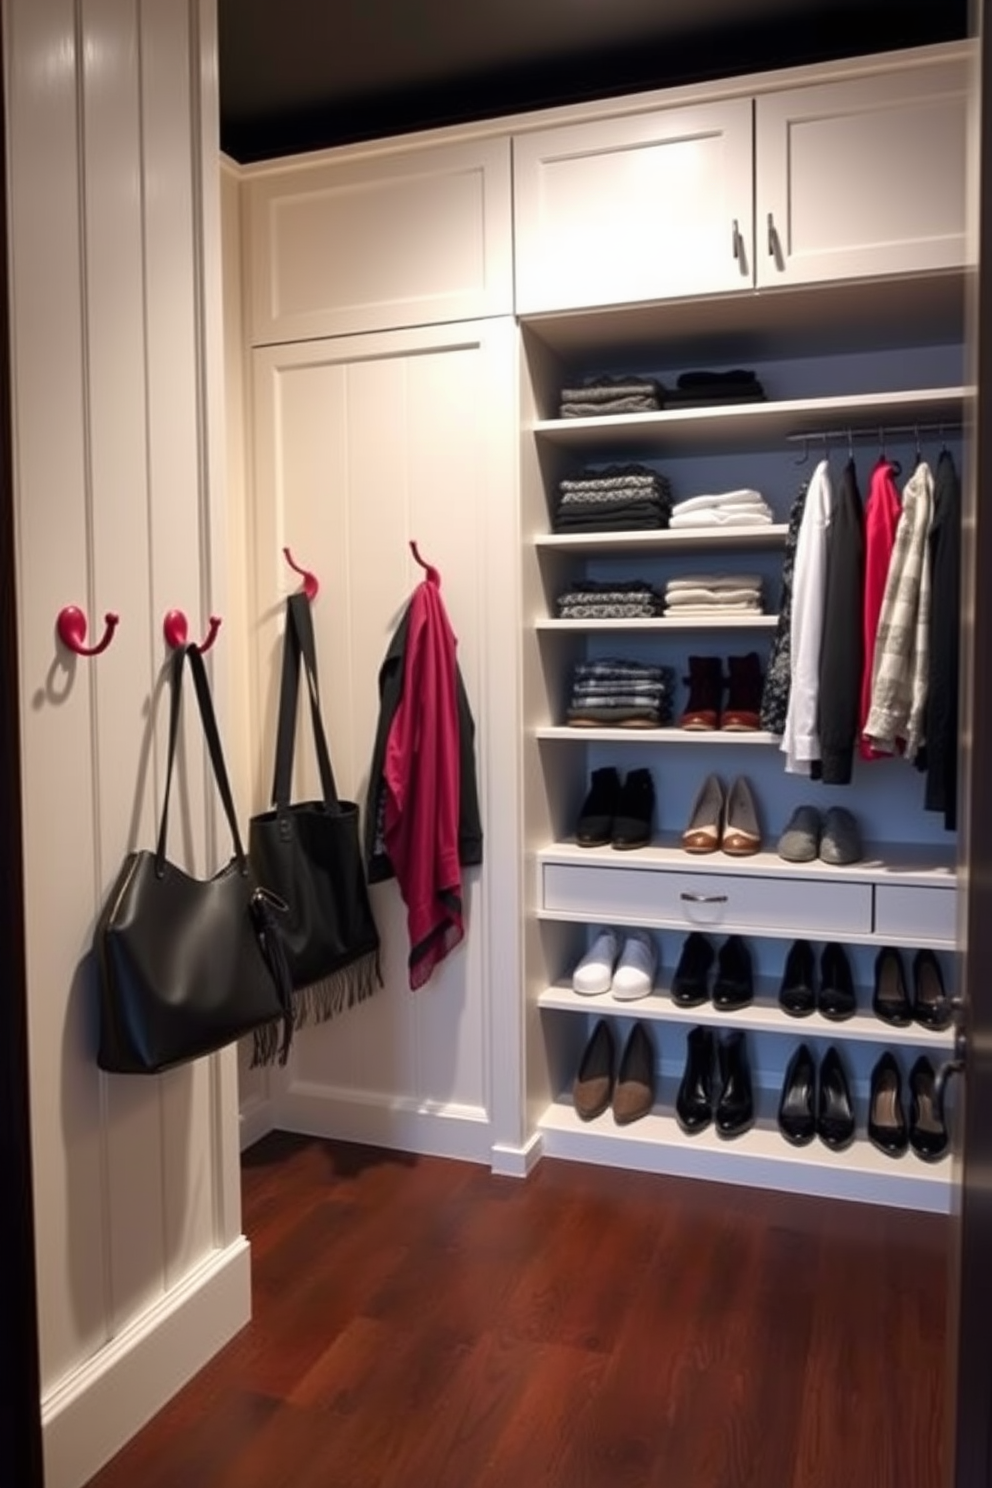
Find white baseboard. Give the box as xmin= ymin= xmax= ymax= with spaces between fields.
xmin=239 ymin=1093 xmax=276 ymax=1151
xmin=275 ymin=1080 xmax=492 ymax=1164
xmin=490 ymin=1130 xmax=543 ymax=1177
xmin=41 ymin=1237 xmax=251 ymax=1488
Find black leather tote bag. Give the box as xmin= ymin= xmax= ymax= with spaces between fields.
xmin=248 ymin=592 xmax=380 ymax=1056
xmin=95 ymin=643 xmax=293 ymax=1075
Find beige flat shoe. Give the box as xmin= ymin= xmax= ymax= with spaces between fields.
xmin=682 ymin=774 xmax=724 ymax=854
xmin=722 ymin=776 xmax=761 ymax=856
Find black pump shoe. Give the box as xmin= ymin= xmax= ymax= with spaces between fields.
xmin=778 ymin=1043 xmax=816 ymax=1146
xmin=817 ymin=1046 xmax=856 ymax=1152
xmin=676 ymin=1025 xmax=715 ymax=1135
xmin=868 ymin=1052 xmax=909 ymax=1157
xmin=818 ymin=942 xmax=856 ymax=1022
xmin=912 ymin=949 xmax=951 ymax=1031
xmin=872 ymin=946 xmax=912 ymax=1027
xmin=611 ymin=768 xmax=655 ymax=851
xmin=671 ymin=932 xmax=713 ymax=1008
xmin=576 ymin=766 xmax=621 ymax=848
xmin=908 ymin=1055 xmax=949 ymax=1162
xmin=715 ymin=1030 xmax=754 ymax=1139
xmin=712 ymin=935 xmax=753 ymax=1011
xmin=778 ymin=939 xmax=816 ymax=1018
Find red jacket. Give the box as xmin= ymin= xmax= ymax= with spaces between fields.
xmin=859 ymin=459 xmax=902 ymax=759
xmin=382 ymin=573 xmax=465 ymax=988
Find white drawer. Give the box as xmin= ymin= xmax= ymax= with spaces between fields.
xmin=874 ymin=885 xmax=957 ymax=946
xmin=541 ymin=863 xmax=872 ymax=937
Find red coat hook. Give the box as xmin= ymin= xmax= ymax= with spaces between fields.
xmin=56 ymin=605 xmax=120 ymax=657
xmin=163 ymin=609 xmax=222 ymax=653
xmin=409 ymin=540 xmax=440 ymax=586
xmin=283 ymin=546 xmax=319 ymax=601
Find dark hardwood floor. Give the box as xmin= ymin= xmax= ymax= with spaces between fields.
xmin=85 ymin=1133 xmax=948 ymax=1488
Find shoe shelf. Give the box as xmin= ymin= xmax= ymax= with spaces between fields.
xmin=531 ymin=386 xmax=969 ymax=457
xmin=535 ymin=615 xmax=779 ymax=633
xmin=537 ymin=1094 xmax=951 ymax=1214
xmin=537 ymin=981 xmax=955 ymax=1051
xmin=533 ymin=525 xmax=790 ymax=553
xmin=535 ymin=726 xmax=779 ymax=745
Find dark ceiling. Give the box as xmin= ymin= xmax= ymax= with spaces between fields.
xmin=218 ymin=0 xmax=970 ymax=164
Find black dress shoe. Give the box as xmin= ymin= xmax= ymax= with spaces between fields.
xmin=868 ymin=1051 xmax=909 ymax=1158
xmin=576 ymin=766 xmax=621 ymax=848
xmin=912 ymin=949 xmax=951 ymax=1031
xmin=872 ymin=946 xmax=912 ymax=1027
xmin=817 ymin=1046 xmax=856 ymax=1151
xmin=611 ymin=767 xmax=655 ymax=851
xmin=671 ymin=932 xmax=713 ymax=1008
xmin=712 ymin=935 xmax=753 ymax=1011
xmin=778 ymin=939 xmax=816 ymax=1017
xmin=908 ymin=1055 xmax=949 ymax=1162
xmin=715 ymin=1030 xmax=754 ymax=1139
xmin=676 ymin=1025 xmax=715 ymax=1135
xmin=818 ymin=942 xmax=856 ymax=1022
xmin=778 ymin=1043 xmax=816 ymax=1145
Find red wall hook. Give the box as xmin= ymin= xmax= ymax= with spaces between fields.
xmin=283 ymin=546 xmax=319 ymax=601
xmin=409 ymin=539 xmax=440 ymax=586
xmin=56 ymin=605 xmax=119 ymax=657
xmin=163 ymin=609 xmax=222 ymax=653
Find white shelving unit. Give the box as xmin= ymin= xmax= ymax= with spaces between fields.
xmin=519 ymin=266 xmax=966 ymax=1213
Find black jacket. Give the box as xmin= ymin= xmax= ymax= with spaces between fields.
xmin=920 ymin=449 xmax=960 ymax=830
xmin=364 ymin=600 xmax=483 ymax=884
xmin=816 ymin=458 xmax=865 ymax=785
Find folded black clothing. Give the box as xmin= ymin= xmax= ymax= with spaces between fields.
xmin=677 ymin=369 xmax=762 ymax=389
xmin=662 ymin=387 xmax=766 ymax=408
xmin=567 ymin=704 xmax=665 ymax=725
xmin=554 ymin=511 xmax=668 ymax=533
xmin=573 ymin=659 xmax=671 ymax=683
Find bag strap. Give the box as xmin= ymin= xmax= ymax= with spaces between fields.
xmin=156 ymin=643 xmax=249 ymax=875
xmin=271 ymin=591 xmax=340 ymax=814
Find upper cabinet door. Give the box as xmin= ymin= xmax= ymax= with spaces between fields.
xmin=756 ymin=60 xmax=970 ymax=289
xmin=513 ymin=99 xmax=755 ymax=315
xmin=246 ymin=137 xmax=513 ymax=344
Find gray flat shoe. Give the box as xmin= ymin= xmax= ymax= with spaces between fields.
xmin=777 ymin=805 xmax=822 ymax=863
xmin=819 ymin=806 xmax=863 ymax=866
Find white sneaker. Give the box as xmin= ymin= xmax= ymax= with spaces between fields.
xmin=571 ymin=929 xmax=619 ymax=995
xmin=611 ymin=930 xmax=658 ymax=1001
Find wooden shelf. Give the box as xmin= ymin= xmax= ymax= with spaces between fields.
xmin=538 ymin=1095 xmax=951 ymax=1213
xmin=537 ymin=980 xmax=955 ymax=1051
xmin=533 ymin=525 xmax=790 ymax=553
xmin=535 ymin=725 xmax=777 ymax=744
xmin=531 ymin=386 xmax=969 ymax=456
xmin=535 ymin=614 xmax=778 ymax=632
xmin=537 ymin=836 xmax=958 ymax=890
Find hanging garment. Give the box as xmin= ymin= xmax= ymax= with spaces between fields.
xmin=920 ymin=449 xmax=961 ymax=829
xmin=858 ymin=458 xmax=903 ymax=758
xmin=816 ymin=458 xmax=865 ymax=785
xmin=782 ymin=459 xmax=834 ymax=774
xmin=759 ymin=480 xmax=809 ymax=735
xmin=864 ymin=460 xmax=935 ymax=757
xmin=365 ymin=573 xmax=483 ymax=989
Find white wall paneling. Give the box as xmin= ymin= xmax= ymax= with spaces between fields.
xmin=4 ymin=2 xmax=247 ymax=1485
xmin=246 ymin=317 xmax=522 ymax=1165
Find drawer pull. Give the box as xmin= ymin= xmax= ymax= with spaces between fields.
xmin=680 ymin=892 xmax=728 ymax=904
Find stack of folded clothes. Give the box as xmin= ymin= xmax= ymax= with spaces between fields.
xmin=556 ymin=579 xmax=665 ymax=620
xmin=567 ymin=659 xmax=676 ymax=727
xmin=559 ymin=375 xmax=663 ymax=417
xmin=553 ymin=464 xmax=672 ymax=533
xmin=669 ymin=489 xmax=774 ymax=529
xmin=664 ymin=574 xmax=764 ymax=616
xmin=663 ymin=369 xmax=766 ymax=407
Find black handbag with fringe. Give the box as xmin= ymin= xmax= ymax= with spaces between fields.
xmin=248 ymin=592 xmax=381 ymax=1063
xmin=95 ymin=643 xmax=294 ymax=1075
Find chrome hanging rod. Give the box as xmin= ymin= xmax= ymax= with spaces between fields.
xmin=785 ymin=420 xmax=963 ymax=446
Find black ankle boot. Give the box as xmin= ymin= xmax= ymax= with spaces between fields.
xmin=712 ymin=935 xmax=753 ymax=1010
xmin=679 ymin=656 xmax=724 ymax=730
xmin=722 ymin=652 xmax=764 ymax=731
xmin=676 ymin=1025 xmax=715 ymax=1134
xmin=576 ymin=766 xmax=621 ymax=847
xmin=715 ymin=1030 xmax=754 ymax=1138
xmin=611 ymin=768 xmax=655 ymax=850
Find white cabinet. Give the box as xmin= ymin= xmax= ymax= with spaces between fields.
xmin=756 ymin=60 xmax=970 ymax=288
xmin=512 ymin=99 xmax=754 ymax=315
xmin=245 ymin=136 xmax=513 ymax=344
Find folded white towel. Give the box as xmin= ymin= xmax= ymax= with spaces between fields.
xmin=665 ymin=574 xmax=763 ymax=591
xmin=665 ymin=589 xmax=763 ymax=607
xmin=670 ymin=489 xmax=765 ymax=515
xmin=666 ymin=601 xmax=764 ymax=614
xmin=669 ymin=509 xmax=773 ymax=529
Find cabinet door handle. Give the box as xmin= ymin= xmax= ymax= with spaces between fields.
xmin=767 ymin=211 xmax=778 ymax=258
xmin=680 ymin=892 xmax=728 ymax=904
xmin=732 ymin=218 xmax=740 ymax=259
